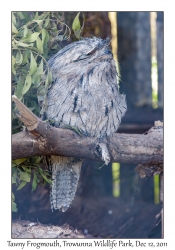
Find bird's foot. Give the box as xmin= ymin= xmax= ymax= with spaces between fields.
xmin=96 ymin=142 xmax=110 ymax=165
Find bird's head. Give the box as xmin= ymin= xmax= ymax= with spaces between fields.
xmin=48 ymin=37 xmax=114 ymax=72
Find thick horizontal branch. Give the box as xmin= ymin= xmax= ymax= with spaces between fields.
xmin=12 ymin=128 xmax=163 ymax=164
xmin=12 ymin=95 xmax=163 ymax=165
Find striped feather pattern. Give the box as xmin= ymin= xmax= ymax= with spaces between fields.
xmin=42 ymin=37 xmax=127 ymax=212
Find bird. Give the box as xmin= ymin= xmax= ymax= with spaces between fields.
xmin=42 ymin=37 xmax=127 ymax=212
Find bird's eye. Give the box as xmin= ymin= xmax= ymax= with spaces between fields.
xmin=73 ymin=54 xmax=87 ymax=62
xmin=77 ymin=55 xmax=88 ymax=61
xmin=86 ymin=47 xmax=97 ymax=56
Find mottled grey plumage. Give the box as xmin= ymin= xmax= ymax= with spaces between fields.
xmin=43 ymin=37 xmax=127 ymax=212
xmin=49 ymin=156 xmax=82 ymax=212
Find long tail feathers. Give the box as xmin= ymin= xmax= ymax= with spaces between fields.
xmin=49 ymin=156 xmax=82 ymax=212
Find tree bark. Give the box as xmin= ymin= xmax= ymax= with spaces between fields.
xmin=12 ymin=95 xmax=163 ymax=166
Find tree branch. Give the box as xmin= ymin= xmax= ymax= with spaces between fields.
xmin=12 ymin=95 xmax=163 ymax=166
